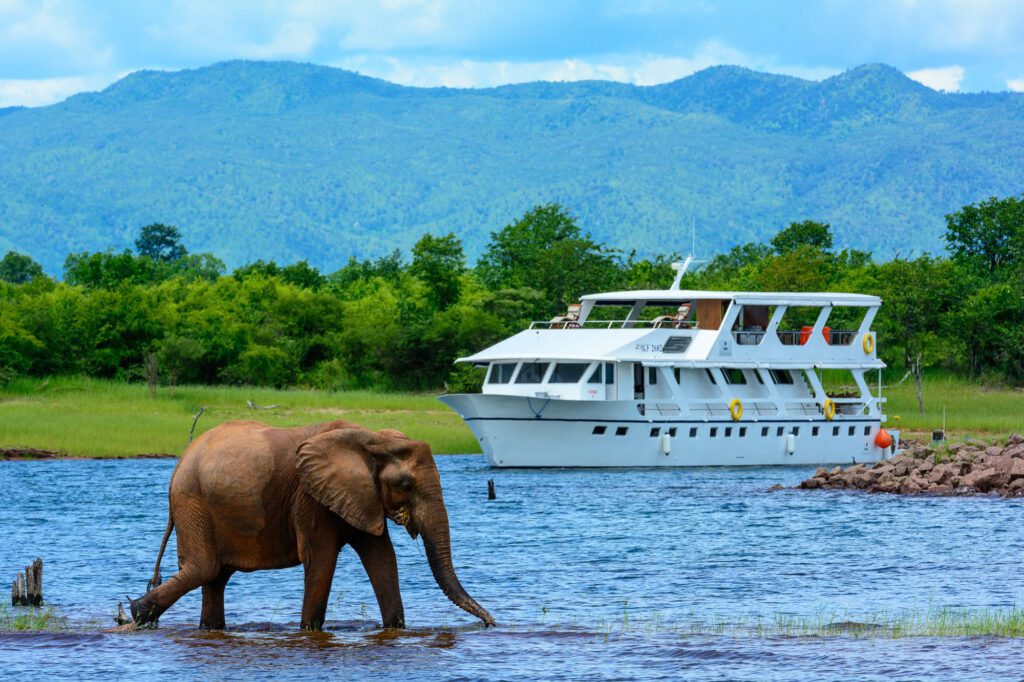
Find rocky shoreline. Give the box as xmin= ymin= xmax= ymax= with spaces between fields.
xmin=798 ymin=434 xmax=1024 ymax=497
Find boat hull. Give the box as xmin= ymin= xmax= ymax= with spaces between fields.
xmin=439 ymin=394 xmax=892 ymax=468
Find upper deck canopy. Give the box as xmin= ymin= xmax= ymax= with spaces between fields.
xmin=581 ymin=289 xmax=881 ymax=307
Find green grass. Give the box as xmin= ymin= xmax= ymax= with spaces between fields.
xmin=588 ymin=603 xmax=1024 ymax=640
xmin=0 ymin=604 xmax=68 ymax=632
xmin=0 ymin=376 xmax=480 ymax=458
xmin=881 ymin=374 xmax=1024 ymax=439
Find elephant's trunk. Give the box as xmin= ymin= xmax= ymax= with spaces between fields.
xmin=420 ymin=502 xmax=496 ymax=627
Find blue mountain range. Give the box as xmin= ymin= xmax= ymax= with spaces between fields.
xmin=1 ymin=60 xmax=1022 ymax=272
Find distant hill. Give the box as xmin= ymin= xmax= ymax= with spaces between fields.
xmin=1 ymin=60 xmax=1022 ymax=273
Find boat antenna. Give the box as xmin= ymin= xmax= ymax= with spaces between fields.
xmin=670 ymin=216 xmax=706 ymax=290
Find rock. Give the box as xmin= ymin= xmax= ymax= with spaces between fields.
xmin=814 ymin=467 xmax=828 ymax=479
xmin=768 ymin=483 xmax=785 ymax=491
xmin=961 ymin=467 xmax=1008 ymax=493
xmin=893 ymin=459 xmax=911 ymax=477
xmin=829 ymin=466 xmax=842 ymax=476
xmin=1010 ymin=459 xmax=1024 ymax=480
xmin=800 ymin=478 xmax=824 ymax=489
xmin=986 ymin=446 xmax=1004 ymax=458
xmin=948 ymin=443 xmax=969 ymax=455
xmin=851 ymin=473 xmax=874 ymax=489
xmin=927 ymin=464 xmax=954 ymax=486
xmin=928 ymin=484 xmax=953 ymax=495
xmin=1004 ymin=443 xmax=1024 ymax=459
xmin=899 ymin=477 xmax=924 ymax=494
xmin=1008 ymin=433 xmax=1024 ymax=446
xmin=1008 ymin=478 xmax=1024 ymax=495
xmin=971 ymin=440 xmax=990 ymax=449
xmin=916 ymin=457 xmax=935 ymax=474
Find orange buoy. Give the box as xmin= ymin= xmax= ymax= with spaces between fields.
xmin=874 ymin=428 xmax=893 ymax=449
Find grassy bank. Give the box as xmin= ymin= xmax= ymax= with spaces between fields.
xmin=1 ymin=374 xmax=1021 ymax=459
xmin=881 ymin=374 xmax=1024 ymax=438
xmin=0 ymin=377 xmax=480 ymax=458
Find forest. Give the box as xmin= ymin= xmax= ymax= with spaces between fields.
xmin=1 ymin=195 xmax=1022 ymax=394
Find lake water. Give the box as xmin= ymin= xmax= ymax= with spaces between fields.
xmin=2 ymin=456 xmax=1024 ymax=680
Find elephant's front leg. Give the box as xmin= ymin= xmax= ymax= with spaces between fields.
xmin=300 ymin=549 xmax=339 ymax=631
xmin=350 ymin=528 xmax=405 ymax=629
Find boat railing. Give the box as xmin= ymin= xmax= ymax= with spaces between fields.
xmin=528 ymin=319 xmax=698 ymax=330
xmin=772 ymin=329 xmax=858 ymax=346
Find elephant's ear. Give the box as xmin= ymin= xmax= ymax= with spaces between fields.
xmin=378 ymin=428 xmax=409 ymax=440
xmin=296 ymin=429 xmax=387 ymax=536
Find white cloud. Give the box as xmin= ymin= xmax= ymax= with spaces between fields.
xmin=0 ymin=73 xmax=119 ymax=107
xmin=907 ymin=65 xmax=965 ymax=92
xmin=1008 ymin=78 xmax=1024 ymax=92
xmin=335 ymin=42 xmax=840 ymax=89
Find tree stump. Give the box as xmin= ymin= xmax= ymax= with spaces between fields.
xmin=11 ymin=558 xmax=43 ymax=606
xmin=487 ymin=479 xmax=496 ymax=500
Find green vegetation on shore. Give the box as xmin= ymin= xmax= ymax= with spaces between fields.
xmin=1 ymin=375 xmax=1019 ymax=458
xmin=0 ymin=376 xmax=478 ymax=457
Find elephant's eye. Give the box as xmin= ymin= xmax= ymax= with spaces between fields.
xmin=396 ymin=475 xmax=414 ymax=492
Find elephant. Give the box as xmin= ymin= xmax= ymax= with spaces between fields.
xmin=129 ymin=419 xmax=494 ymax=630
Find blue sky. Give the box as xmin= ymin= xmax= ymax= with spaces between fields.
xmin=2 ymin=0 xmax=1023 ymax=107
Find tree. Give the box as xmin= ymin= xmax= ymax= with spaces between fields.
xmin=944 ymin=195 xmax=1024 ymax=274
xmin=135 ymin=223 xmax=187 ymax=262
xmin=0 ymin=251 xmax=45 ymax=284
xmin=476 ymin=204 xmax=620 ymax=315
xmin=280 ymin=260 xmax=325 ymax=290
xmin=411 ymin=233 xmax=465 ymax=310
xmin=771 ymin=220 xmax=833 ymax=255
xmin=64 ymin=250 xmax=159 ymax=289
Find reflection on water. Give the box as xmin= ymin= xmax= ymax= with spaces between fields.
xmin=2 ymin=457 xmax=1024 ymax=679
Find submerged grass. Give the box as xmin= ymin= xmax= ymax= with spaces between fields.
xmin=0 ymin=376 xmax=480 ymax=457
xmin=0 ymin=604 xmax=69 ymax=632
xmin=588 ymin=603 xmax=1024 ymax=640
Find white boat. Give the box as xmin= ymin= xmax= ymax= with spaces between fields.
xmin=440 ymin=268 xmax=896 ymax=468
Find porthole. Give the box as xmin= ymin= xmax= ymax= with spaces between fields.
xmin=761 ymin=426 xmax=769 ymax=437
xmin=793 ymin=427 xmax=800 ymax=436
xmin=688 ymin=427 xmax=697 ymax=437
xmin=725 ymin=427 xmax=733 ymax=437
xmin=710 ymin=427 xmax=718 ymax=437
xmin=615 ymin=426 xmax=628 ymax=436
xmin=593 ymin=425 xmax=606 ymax=435
xmin=650 ymin=427 xmax=660 ymax=438
xmin=812 ymin=426 xmax=820 ymax=437
xmin=832 ymin=426 xmax=840 ymax=436
xmin=739 ymin=427 xmax=747 ymax=437
xmin=848 ymin=426 xmax=856 ymax=436
xmin=776 ymin=427 xmax=784 ymax=437
xmin=668 ymin=427 xmax=678 ymax=437
xmin=864 ymin=426 xmax=871 ymax=436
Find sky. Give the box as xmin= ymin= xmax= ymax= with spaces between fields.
xmin=2 ymin=0 xmax=1024 ymax=107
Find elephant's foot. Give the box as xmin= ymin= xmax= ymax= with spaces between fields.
xmin=128 ymin=593 xmax=161 ymax=628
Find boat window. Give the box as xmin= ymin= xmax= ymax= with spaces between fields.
xmin=761 ymin=426 xmax=769 ymax=437
xmin=605 ymin=363 xmax=615 ymax=384
xmin=586 ymin=364 xmax=603 ymax=384
xmin=812 ymin=426 xmax=820 ymax=437
xmin=705 ymin=369 xmax=717 ymax=384
xmin=673 ymin=368 xmax=682 ymax=384
xmin=688 ymin=427 xmax=696 ymax=438
xmin=725 ymin=427 xmax=733 ymax=437
xmin=848 ymin=426 xmax=856 ymax=436
xmin=833 ymin=426 xmax=840 ymax=436
xmin=776 ymin=427 xmax=784 ymax=437
xmin=668 ymin=427 xmax=677 ymax=437
xmin=647 ymin=367 xmax=658 ymax=385
xmin=592 ymin=425 xmax=606 ymax=435
xmin=722 ymin=368 xmax=747 ymax=385
xmin=487 ymin=363 xmax=518 ymax=384
xmin=769 ymin=369 xmax=794 ymax=385
xmin=615 ymin=426 xmax=628 ymax=436
xmin=515 ymin=362 xmax=549 ymax=383
xmin=864 ymin=426 xmax=871 ymax=436
xmin=710 ymin=427 xmax=718 ymax=437
xmin=792 ymin=427 xmax=800 ymax=436
xmin=650 ymin=428 xmax=660 ymax=437
xmin=739 ymin=427 xmax=747 ymax=437
xmin=549 ymin=363 xmax=589 ymax=383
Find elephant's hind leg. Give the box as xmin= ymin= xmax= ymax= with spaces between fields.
xmin=200 ymin=568 xmax=235 ymax=630
xmin=130 ymin=564 xmax=217 ymax=626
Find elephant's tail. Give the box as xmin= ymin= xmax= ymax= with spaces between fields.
xmin=148 ymin=514 xmax=174 ymax=592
